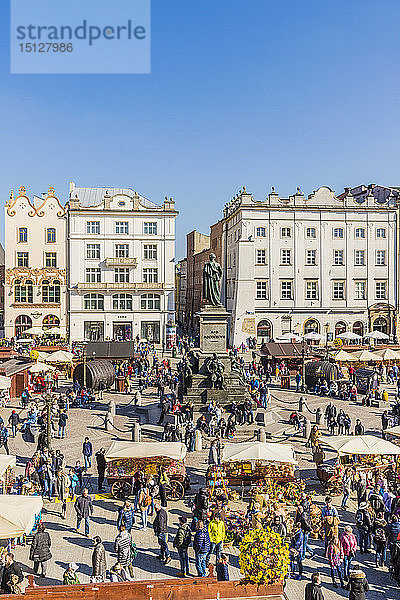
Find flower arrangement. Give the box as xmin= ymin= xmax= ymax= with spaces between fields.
xmin=239 ymin=527 xmax=289 ymax=585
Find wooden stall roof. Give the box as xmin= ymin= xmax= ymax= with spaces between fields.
xmin=257 ymin=342 xmax=304 ymax=359
xmin=0 ymin=357 xmax=35 ymax=376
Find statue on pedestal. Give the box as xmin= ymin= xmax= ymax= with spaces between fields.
xmin=205 ymin=353 xmax=225 ymax=389
xmin=203 ymin=253 xmax=223 ymax=306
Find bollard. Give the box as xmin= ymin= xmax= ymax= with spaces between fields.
xmin=195 ymin=429 xmax=202 ymax=451
xmin=108 ymin=401 xmax=116 ymax=417
xmin=105 ymin=411 xmax=113 ymax=431
xmin=303 ymin=417 xmax=311 ymax=440
xmin=135 ymin=391 xmax=142 ymax=407
xmin=259 ymin=428 xmax=267 ymax=443
xmin=132 ymin=421 xmax=141 ymax=442
xmin=299 ymin=396 xmax=305 ymax=413
xmin=315 ymin=407 xmax=322 ymax=425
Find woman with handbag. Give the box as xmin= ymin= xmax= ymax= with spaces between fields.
xmin=138 ymin=482 xmax=151 ymax=529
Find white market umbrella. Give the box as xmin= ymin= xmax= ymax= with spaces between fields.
xmin=365 ymin=331 xmax=390 ymax=340
xmin=29 ymin=362 xmax=55 ymax=373
xmin=0 ymin=376 xmax=11 ymax=390
xmin=222 ymin=441 xmax=297 ymax=465
xmin=351 ymin=349 xmax=381 ymax=362
xmin=44 ymin=327 xmax=63 ymax=335
xmin=46 ymin=350 xmax=74 ymax=363
xmin=24 ymin=326 xmax=45 ymax=336
xmin=276 ymin=332 xmax=303 ymax=342
xmin=320 ymin=435 xmax=400 ymax=456
xmin=374 ymin=348 xmax=400 ymax=361
xmin=337 ymin=331 xmax=362 ymax=341
xmin=303 ymin=332 xmax=323 ymax=341
xmin=384 ymin=424 xmax=400 ymax=437
xmin=334 ymin=349 xmax=359 ymax=362
xmin=0 ymin=495 xmax=42 ymax=539
xmin=0 ymin=456 xmax=16 ymax=478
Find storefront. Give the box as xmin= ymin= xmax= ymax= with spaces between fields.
xmin=113 ymin=322 xmax=133 ymax=341
xmin=141 ymin=321 xmax=160 ymax=344
xmin=84 ymin=321 xmax=104 ymax=342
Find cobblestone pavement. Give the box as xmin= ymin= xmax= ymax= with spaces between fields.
xmin=2 ymin=371 xmax=399 ymax=599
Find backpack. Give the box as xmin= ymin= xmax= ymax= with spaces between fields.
xmin=356 ymin=510 xmax=365 ymax=528
xmin=374 ymin=525 xmax=387 ymax=544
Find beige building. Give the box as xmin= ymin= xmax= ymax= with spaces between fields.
xmin=4 ymin=186 xmax=67 ymax=338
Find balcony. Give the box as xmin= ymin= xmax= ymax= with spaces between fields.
xmin=105 ymin=257 xmax=137 ymax=267
xmin=76 ymin=282 xmax=165 ymax=292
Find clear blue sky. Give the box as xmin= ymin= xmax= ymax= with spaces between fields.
xmin=2 ymin=0 xmax=400 ymax=257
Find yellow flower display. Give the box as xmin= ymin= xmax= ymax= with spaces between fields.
xmin=239 ymin=527 xmax=289 ymax=585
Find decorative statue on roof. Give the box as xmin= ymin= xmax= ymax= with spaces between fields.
xmin=202 ymin=253 xmax=222 ymax=306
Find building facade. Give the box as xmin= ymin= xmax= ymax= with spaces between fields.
xmin=67 ymin=183 xmax=177 ymax=344
xmin=175 ymin=258 xmax=187 ymax=329
xmin=4 ymin=186 xmax=67 ymax=338
xmin=223 ymin=185 xmax=399 ymax=346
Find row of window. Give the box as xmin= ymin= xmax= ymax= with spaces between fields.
xmin=255 ymin=226 xmax=387 ymax=239
xmin=86 ymin=243 xmax=157 ymax=260
xmin=255 ymin=248 xmax=387 ymax=266
xmin=85 ymin=267 xmax=158 ymax=284
xmin=83 ymin=293 xmax=160 ymax=311
xmin=18 ymin=227 xmax=56 ymax=244
xmin=14 ymin=280 xmax=61 ymax=304
xmin=86 ymin=221 xmax=158 ymax=235
xmin=255 ymin=280 xmax=387 ymax=301
xmin=17 ymin=252 xmax=57 ymax=268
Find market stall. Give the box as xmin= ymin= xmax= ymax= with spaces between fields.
xmin=218 ymin=441 xmax=297 ymax=487
xmin=207 ymin=442 xmax=302 ymax=548
xmin=0 ymin=455 xmax=16 ymax=495
xmin=317 ymin=435 xmax=400 ymax=494
xmin=105 ymin=441 xmax=187 ymax=500
xmin=0 ymin=495 xmax=42 ymax=539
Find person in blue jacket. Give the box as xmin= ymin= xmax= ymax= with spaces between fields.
xmin=193 ymin=519 xmax=211 ymax=577
xmin=289 ymin=522 xmax=304 ymax=580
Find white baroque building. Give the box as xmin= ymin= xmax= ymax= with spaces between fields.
xmin=4 ymin=186 xmax=67 ymax=338
xmin=67 ymin=183 xmax=177 ymax=343
xmin=224 ymin=185 xmax=399 ymax=346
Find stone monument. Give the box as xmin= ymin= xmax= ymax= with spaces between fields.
xmin=182 ymin=254 xmax=249 ymax=409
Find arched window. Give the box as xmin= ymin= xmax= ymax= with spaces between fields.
xmin=140 ymin=293 xmax=161 ymax=310
xmin=42 ymin=279 xmax=60 ymax=303
xmin=304 ymin=319 xmax=320 ymax=334
xmin=353 ymin=321 xmax=364 ymax=337
xmin=43 ymin=315 xmax=60 ymax=329
xmin=14 ymin=279 xmax=33 ymax=303
xmin=257 ymin=320 xmax=272 ymax=340
xmin=373 ymin=317 xmax=388 ymax=334
xmin=46 ymin=228 xmax=56 ymax=243
xmin=335 ymin=321 xmax=347 ymax=337
xmin=112 ymin=294 xmax=133 ymax=310
xmin=15 ymin=315 xmax=32 ymax=337
xmin=84 ymin=294 xmax=104 ymax=311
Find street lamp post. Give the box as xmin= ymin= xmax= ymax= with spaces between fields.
xmin=44 ymin=392 xmax=52 ymax=451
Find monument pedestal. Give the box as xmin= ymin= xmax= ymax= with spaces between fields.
xmin=183 ymin=304 xmax=249 ymax=410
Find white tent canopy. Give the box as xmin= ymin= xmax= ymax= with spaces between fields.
xmin=222 ymin=441 xmax=297 ymax=465
xmin=0 ymin=376 xmax=11 ymax=390
xmin=0 ymin=455 xmax=16 ymax=479
xmin=23 ymin=326 xmax=45 ymax=336
xmin=365 ymin=331 xmax=390 ymax=340
xmin=303 ymin=332 xmax=323 ymax=341
xmin=46 ymin=350 xmax=74 ymax=363
xmin=29 ymin=362 xmax=55 ymax=373
xmin=337 ymin=331 xmax=362 ymax=340
xmin=334 ymin=349 xmax=359 ymax=362
xmin=320 ymin=435 xmax=400 ymax=456
xmin=105 ymin=441 xmax=187 ymax=462
xmin=351 ymin=350 xmax=381 ymax=361
xmin=0 ymin=495 xmax=42 ymax=539
xmin=384 ymin=425 xmax=400 ymax=438
xmin=276 ymin=332 xmax=303 ymax=342
xmin=374 ymin=348 xmax=400 ymax=361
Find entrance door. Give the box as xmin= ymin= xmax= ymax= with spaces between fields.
xmin=15 ymin=373 xmax=25 ymax=397
xmin=84 ymin=322 xmax=104 ymax=341
xmin=113 ymin=323 xmax=133 ymax=341
xmin=141 ymin=321 xmax=160 ymax=344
